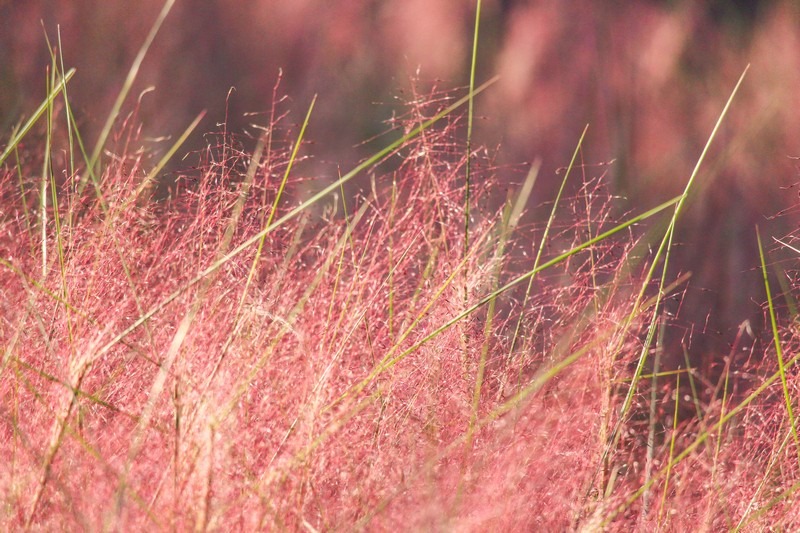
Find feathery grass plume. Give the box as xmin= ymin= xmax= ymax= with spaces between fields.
xmin=7 ymin=10 xmax=800 ymax=532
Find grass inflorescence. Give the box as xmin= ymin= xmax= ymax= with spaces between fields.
xmin=4 ymin=5 xmax=800 ymax=532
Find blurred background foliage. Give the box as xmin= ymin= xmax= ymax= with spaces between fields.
xmin=2 ymin=0 xmax=800 ymax=359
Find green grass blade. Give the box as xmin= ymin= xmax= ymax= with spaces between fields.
xmin=507 ymin=126 xmax=587 ymax=360
xmin=598 ymin=65 xmax=750 ymax=491
xmin=77 ymin=0 xmax=176 ymax=196
xmin=757 ymin=226 xmax=800 ymax=465
xmin=463 ymin=0 xmax=482 ymax=309
xmin=658 ymin=372 xmax=680 ymax=526
xmin=0 ymin=69 xmax=75 ymax=168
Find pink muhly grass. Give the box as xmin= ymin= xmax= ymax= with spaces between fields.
xmin=0 ymin=82 xmax=633 ymax=530
xmin=3 ymin=74 xmax=800 ymax=533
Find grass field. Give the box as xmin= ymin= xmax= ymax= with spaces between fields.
xmin=3 ymin=2 xmax=800 ymax=531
